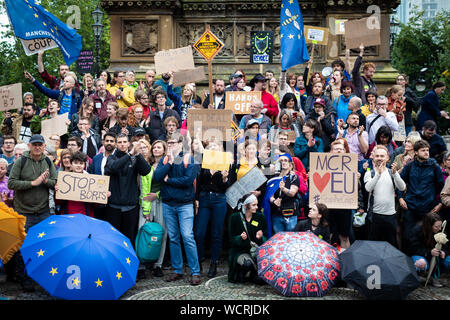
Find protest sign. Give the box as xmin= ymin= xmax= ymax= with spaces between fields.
xmin=187 ymin=109 xmax=233 ymax=141
xmin=309 ymin=152 xmax=358 ymax=209
xmin=344 ymin=17 xmax=381 ymax=49
xmin=393 ymin=119 xmax=406 ymax=142
xmin=76 ymin=50 xmax=94 ymax=74
xmin=172 ymin=66 xmax=206 ymax=87
xmin=0 ymin=83 xmax=22 ymax=111
xmin=154 ymin=46 xmax=195 ymax=75
xmin=225 ymin=91 xmax=261 ymax=115
xmin=334 ymin=19 xmax=347 ymax=35
xmin=20 ymin=38 xmax=58 ymax=56
xmin=55 ymin=171 xmax=110 ymax=204
xmin=40 ymin=113 xmax=69 ymax=144
xmin=304 ymin=26 xmax=329 ymax=45
xmin=250 ymin=31 xmax=274 ymax=64
xmin=202 ymin=149 xmax=233 ymax=172
xmin=225 ymin=166 xmax=267 ymax=209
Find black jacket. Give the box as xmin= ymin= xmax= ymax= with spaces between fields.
xmin=294 ymin=219 xmax=331 ymax=243
xmin=404 ymin=224 xmax=449 ymax=260
xmin=104 ymin=151 xmax=151 ymax=206
xmin=146 ymin=108 xmax=181 ymax=142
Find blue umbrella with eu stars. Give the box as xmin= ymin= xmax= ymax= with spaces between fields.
xmin=20 ymin=214 xmax=139 ymax=300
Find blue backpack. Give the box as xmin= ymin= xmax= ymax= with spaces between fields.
xmin=135 ymin=221 xmax=164 ymax=263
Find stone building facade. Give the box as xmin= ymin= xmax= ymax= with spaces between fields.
xmin=101 ymin=0 xmax=401 ymax=91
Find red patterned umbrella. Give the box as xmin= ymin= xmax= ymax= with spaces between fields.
xmin=257 ymin=231 xmax=341 ymax=297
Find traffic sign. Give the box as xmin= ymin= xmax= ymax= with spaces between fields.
xmin=193 ymin=29 xmax=224 ymax=61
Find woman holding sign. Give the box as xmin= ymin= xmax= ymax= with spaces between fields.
xmin=194 ymin=141 xmax=231 ymax=278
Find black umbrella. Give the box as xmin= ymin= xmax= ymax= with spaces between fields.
xmin=339 ymin=240 xmax=419 ymax=300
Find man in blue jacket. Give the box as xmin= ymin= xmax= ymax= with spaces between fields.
xmin=399 ymin=140 xmax=445 ymax=241
xmin=417 ymin=81 xmax=447 ymax=130
xmin=24 ymin=71 xmax=81 ymax=119
xmin=153 ymin=132 xmax=201 ymax=285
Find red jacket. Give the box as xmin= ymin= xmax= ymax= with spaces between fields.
xmin=39 ymin=69 xmax=80 ymax=92
xmin=261 ymin=91 xmax=279 ymax=119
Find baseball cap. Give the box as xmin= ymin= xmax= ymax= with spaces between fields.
xmin=133 ymin=127 xmax=146 ymax=136
xmin=313 ymin=98 xmax=326 ymax=107
xmin=246 ymin=119 xmax=260 ymax=128
xmin=29 ymin=134 xmax=45 ymax=144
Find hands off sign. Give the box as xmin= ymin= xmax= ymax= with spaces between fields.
xmin=225 ymin=91 xmax=261 ymax=115
xmin=56 ymin=171 xmax=110 ymax=204
xmin=309 ymin=153 xmax=358 ymax=209
xmin=0 ymin=83 xmax=22 ymax=111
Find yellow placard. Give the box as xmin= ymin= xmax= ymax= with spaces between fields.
xmin=193 ymin=30 xmax=224 ymax=61
xmin=201 ymin=149 xmax=232 ymax=172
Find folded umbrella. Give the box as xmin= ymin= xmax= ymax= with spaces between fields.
xmin=20 ymin=214 xmax=139 ymax=300
xmin=257 ymin=231 xmax=341 ymax=297
xmin=0 ymin=202 xmax=26 ymax=264
xmin=340 ymin=240 xmax=419 ymax=300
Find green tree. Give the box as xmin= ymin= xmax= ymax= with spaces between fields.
xmin=0 ymin=1 xmax=110 ymax=109
xmin=391 ymin=8 xmax=449 ymax=111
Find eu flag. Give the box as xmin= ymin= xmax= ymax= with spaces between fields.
xmin=280 ymin=0 xmax=309 ymax=70
xmin=5 ymin=0 xmax=82 ymax=66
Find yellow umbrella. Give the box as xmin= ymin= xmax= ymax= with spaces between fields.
xmin=0 ymin=202 xmax=26 ymax=264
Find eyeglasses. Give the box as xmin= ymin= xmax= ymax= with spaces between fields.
xmin=156 ymin=96 xmax=165 ymax=99
xmin=4 ymin=142 xmax=15 ymax=145
xmin=167 ymin=141 xmax=178 ymax=145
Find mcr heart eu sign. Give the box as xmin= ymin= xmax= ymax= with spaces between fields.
xmin=309 ymin=152 xmax=358 ymax=209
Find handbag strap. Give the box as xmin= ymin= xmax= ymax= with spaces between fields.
xmin=240 ymin=212 xmax=257 ymax=246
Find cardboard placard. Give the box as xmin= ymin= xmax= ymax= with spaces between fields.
xmin=76 ymin=50 xmax=94 ymax=75
xmin=393 ymin=119 xmax=406 ymax=142
xmin=225 ymin=91 xmax=262 ymax=115
xmin=154 ymin=46 xmax=195 ymax=75
xmin=335 ymin=19 xmax=347 ymax=35
xmin=0 ymin=83 xmax=23 ymax=111
xmin=225 ymin=166 xmax=267 ymax=209
xmin=40 ymin=113 xmax=69 ymax=144
xmin=187 ymin=109 xmax=233 ymax=141
xmin=172 ymin=66 xmax=206 ymax=87
xmin=201 ymin=149 xmax=233 ymax=172
xmin=304 ymin=25 xmax=329 ymax=45
xmin=344 ymin=17 xmax=381 ymax=49
xmin=250 ymin=31 xmax=274 ymax=64
xmin=55 ymin=171 xmax=110 ymax=204
xmin=309 ymin=152 xmax=358 ymax=209
xmin=287 ymin=130 xmax=297 ymax=143
xmin=20 ymin=38 xmax=58 ymax=56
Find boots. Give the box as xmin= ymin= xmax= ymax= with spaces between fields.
xmin=207 ymin=261 xmax=218 ymax=278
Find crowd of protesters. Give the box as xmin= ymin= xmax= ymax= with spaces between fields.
xmin=0 ymin=45 xmax=449 ymax=294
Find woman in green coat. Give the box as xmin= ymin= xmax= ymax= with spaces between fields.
xmin=138 ymin=139 xmax=168 ymax=278
xmin=228 ymin=193 xmax=268 ymax=283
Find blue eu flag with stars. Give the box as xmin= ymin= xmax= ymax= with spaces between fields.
xmin=5 ymin=0 xmax=82 ymax=66
xmin=280 ymin=0 xmax=309 ymax=71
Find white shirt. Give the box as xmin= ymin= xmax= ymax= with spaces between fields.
xmin=364 ymin=169 xmax=406 ymax=215
xmin=366 ymin=110 xmax=399 ymax=144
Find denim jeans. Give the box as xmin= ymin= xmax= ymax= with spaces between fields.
xmin=162 ymin=202 xmax=200 ymax=276
xmin=272 ymin=215 xmax=297 ymax=234
xmin=194 ymin=192 xmax=227 ymax=262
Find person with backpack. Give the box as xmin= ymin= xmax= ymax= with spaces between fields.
xmin=366 ymin=95 xmax=399 ymax=145
xmin=399 ymin=140 xmax=445 ymax=241
xmin=364 ymin=145 xmax=406 ymax=247
xmin=137 ymin=139 xmax=168 ymax=278
xmin=24 ymin=71 xmax=81 ymax=120
xmin=153 ymin=132 xmax=201 ymax=285
xmin=7 ymin=134 xmax=57 ymax=292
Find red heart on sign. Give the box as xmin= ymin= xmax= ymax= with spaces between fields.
xmin=313 ymin=172 xmax=330 ymax=193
